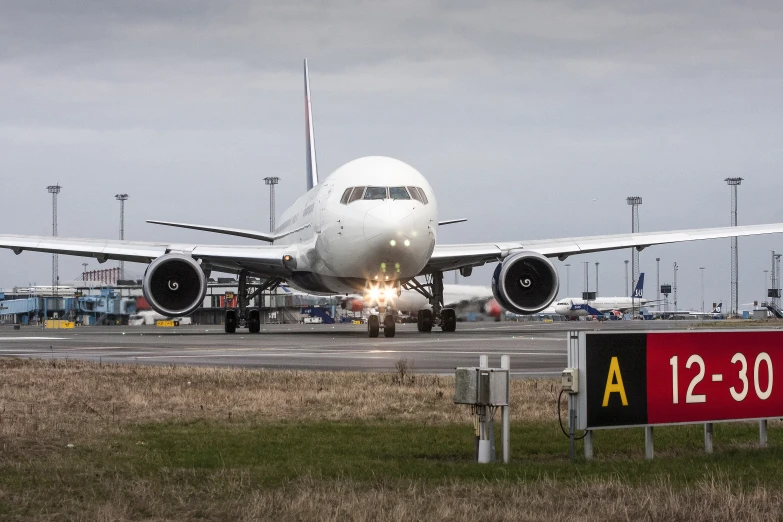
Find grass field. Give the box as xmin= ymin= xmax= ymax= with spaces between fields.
xmin=1 ymin=358 xmax=782 ymax=521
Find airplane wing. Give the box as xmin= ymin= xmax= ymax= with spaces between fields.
xmin=0 ymin=235 xmax=292 ymax=277
xmin=423 ymin=223 xmax=783 ymax=274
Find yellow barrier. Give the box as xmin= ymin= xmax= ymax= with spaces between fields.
xmin=156 ymin=320 xmax=177 ymax=327
xmin=45 ymin=320 xmax=75 ymax=329
xmin=352 ymin=320 xmax=362 ymax=325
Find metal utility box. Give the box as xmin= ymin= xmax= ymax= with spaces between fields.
xmin=454 ymin=367 xmax=509 ymax=406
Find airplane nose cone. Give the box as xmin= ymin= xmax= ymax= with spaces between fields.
xmin=364 ymin=201 xmax=414 ymax=243
xmin=360 ymin=201 xmax=431 ymax=278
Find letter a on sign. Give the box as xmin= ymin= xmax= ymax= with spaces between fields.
xmin=602 ymin=356 xmax=628 ymax=406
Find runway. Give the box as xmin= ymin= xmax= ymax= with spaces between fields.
xmin=0 ymin=320 xmax=747 ymax=376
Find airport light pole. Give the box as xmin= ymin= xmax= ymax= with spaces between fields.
xmin=595 ymin=262 xmax=599 ymax=297
xmin=624 ymin=260 xmax=629 ymax=297
xmin=264 ymin=177 xmax=280 ymax=232
xmin=565 ymin=263 xmax=571 ymax=296
xmin=47 ymin=184 xmax=62 ymax=294
xmin=583 ymin=262 xmax=589 ymax=296
xmin=700 ymin=267 xmax=706 ymax=314
xmin=764 ymin=269 xmax=769 ymax=304
xmin=725 ymin=177 xmax=742 ymax=316
xmin=656 ymin=258 xmax=661 ymax=307
xmin=115 ymin=194 xmax=128 ymax=281
xmin=673 ymin=262 xmax=679 ymax=311
xmin=627 ymin=196 xmax=643 ymax=296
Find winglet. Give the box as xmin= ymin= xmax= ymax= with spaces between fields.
xmin=304 ymin=59 xmax=319 ymax=191
xmin=438 ymin=218 xmax=468 ymax=226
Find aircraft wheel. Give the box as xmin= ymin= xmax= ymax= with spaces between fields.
xmin=419 ymin=309 xmax=433 ymax=333
xmin=225 ymin=310 xmax=237 ymax=334
xmin=383 ymin=314 xmax=396 ymax=337
xmin=416 ymin=312 xmax=423 ymax=332
xmin=368 ymin=315 xmax=380 ymax=338
xmin=441 ymin=308 xmax=457 ymax=332
xmin=248 ymin=310 xmax=260 ymax=333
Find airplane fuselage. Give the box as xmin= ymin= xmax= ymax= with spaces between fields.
xmin=273 ymin=156 xmax=438 ymax=295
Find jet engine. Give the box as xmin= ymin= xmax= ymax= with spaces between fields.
xmin=142 ymin=254 xmax=207 ymax=317
xmin=491 ymin=251 xmax=559 ymax=314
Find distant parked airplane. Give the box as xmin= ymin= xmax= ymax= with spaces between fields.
xmin=554 ymin=274 xmax=646 ymax=318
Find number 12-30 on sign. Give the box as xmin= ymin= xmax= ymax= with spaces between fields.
xmin=647 ymin=332 xmax=783 ymax=424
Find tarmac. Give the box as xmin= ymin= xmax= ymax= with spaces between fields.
xmin=0 ymin=320 xmax=762 ymax=377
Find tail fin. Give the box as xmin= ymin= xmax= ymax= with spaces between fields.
xmin=633 ymin=273 xmax=645 ymax=299
xmin=304 ymin=59 xmax=319 ymax=191
xmin=713 ymin=303 xmax=722 ymax=313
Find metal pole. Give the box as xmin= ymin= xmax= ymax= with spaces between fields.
xmin=656 ymin=258 xmax=661 ymax=307
xmin=700 ymin=267 xmax=706 ymax=314
xmin=477 ymin=355 xmax=490 ymax=463
xmin=764 ymin=270 xmax=769 ymax=304
xmin=583 ymin=262 xmax=589 ymax=296
xmin=673 ymin=262 xmax=679 ymax=310
xmin=760 ymin=420 xmax=768 ymax=447
xmin=625 ymin=260 xmax=629 ymax=297
xmin=627 ymin=197 xmax=643 ymax=315
xmin=115 ymin=194 xmax=128 ymax=281
xmin=565 ymin=263 xmax=570 ymax=296
xmin=263 ymin=177 xmax=280 ymax=232
xmin=47 ymin=185 xmax=62 ymax=294
xmin=595 ymin=262 xmax=599 ymax=297
xmin=725 ymin=178 xmax=742 ymax=316
xmin=645 ymin=426 xmax=654 ymax=460
xmin=501 ymin=354 xmax=510 ymax=464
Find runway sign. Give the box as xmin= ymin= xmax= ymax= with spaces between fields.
xmin=571 ymin=331 xmax=783 ymax=430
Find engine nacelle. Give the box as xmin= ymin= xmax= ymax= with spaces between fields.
xmin=142 ymin=254 xmax=207 ymax=317
xmin=491 ymin=251 xmax=559 ymax=314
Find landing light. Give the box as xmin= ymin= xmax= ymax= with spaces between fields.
xmin=390 ymin=239 xmax=397 ymax=247
xmin=403 ymin=239 xmax=410 ymax=247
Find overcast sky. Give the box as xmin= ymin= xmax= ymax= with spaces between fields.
xmin=1 ymin=0 xmax=782 ymax=311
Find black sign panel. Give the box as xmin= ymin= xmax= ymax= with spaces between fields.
xmin=585 ymin=333 xmax=648 ymax=428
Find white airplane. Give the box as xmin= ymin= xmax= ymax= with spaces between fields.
xmin=554 ymin=273 xmax=647 ymax=318
xmin=3 ymin=60 xmax=783 ymax=338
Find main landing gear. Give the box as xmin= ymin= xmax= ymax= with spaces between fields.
xmin=404 ymin=271 xmax=457 ymax=334
xmin=224 ymin=270 xmax=281 ymax=334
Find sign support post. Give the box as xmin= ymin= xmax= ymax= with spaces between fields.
xmin=704 ymin=423 xmax=714 ymax=453
xmin=501 ymin=355 xmax=510 ymax=464
xmin=760 ymin=420 xmax=768 ymax=447
xmin=584 ymin=431 xmax=594 ymax=460
xmin=645 ymin=426 xmax=654 ymax=460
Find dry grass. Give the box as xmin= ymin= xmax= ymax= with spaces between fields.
xmin=0 ymin=358 xmax=558 ymax=446
xmin=15 ymin=473 xmax=783 ymax=522
xmin=2 ymin=358 xmax=782 ymax=521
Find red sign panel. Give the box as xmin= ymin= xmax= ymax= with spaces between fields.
xmin=647 ymin=331 xmax=783 ymax=424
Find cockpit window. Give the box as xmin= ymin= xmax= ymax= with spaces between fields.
xmin=389 ymin=187 xmax=410 ymax=200
xmin=408 ymin=186 xmax=429 ymax=204
xmin=363 ymin=186 xmax=388 ymax=200
xmin=340 ymin=188 xmax=352 ymax=204
xmin=348 ymin=186 xmax=366 ymax=203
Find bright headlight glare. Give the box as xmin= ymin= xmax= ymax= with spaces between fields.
xmin=403 ymin=239 xmax=411 ymax=247
xmin=390 ymin=239 xmax=397 ymax=247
